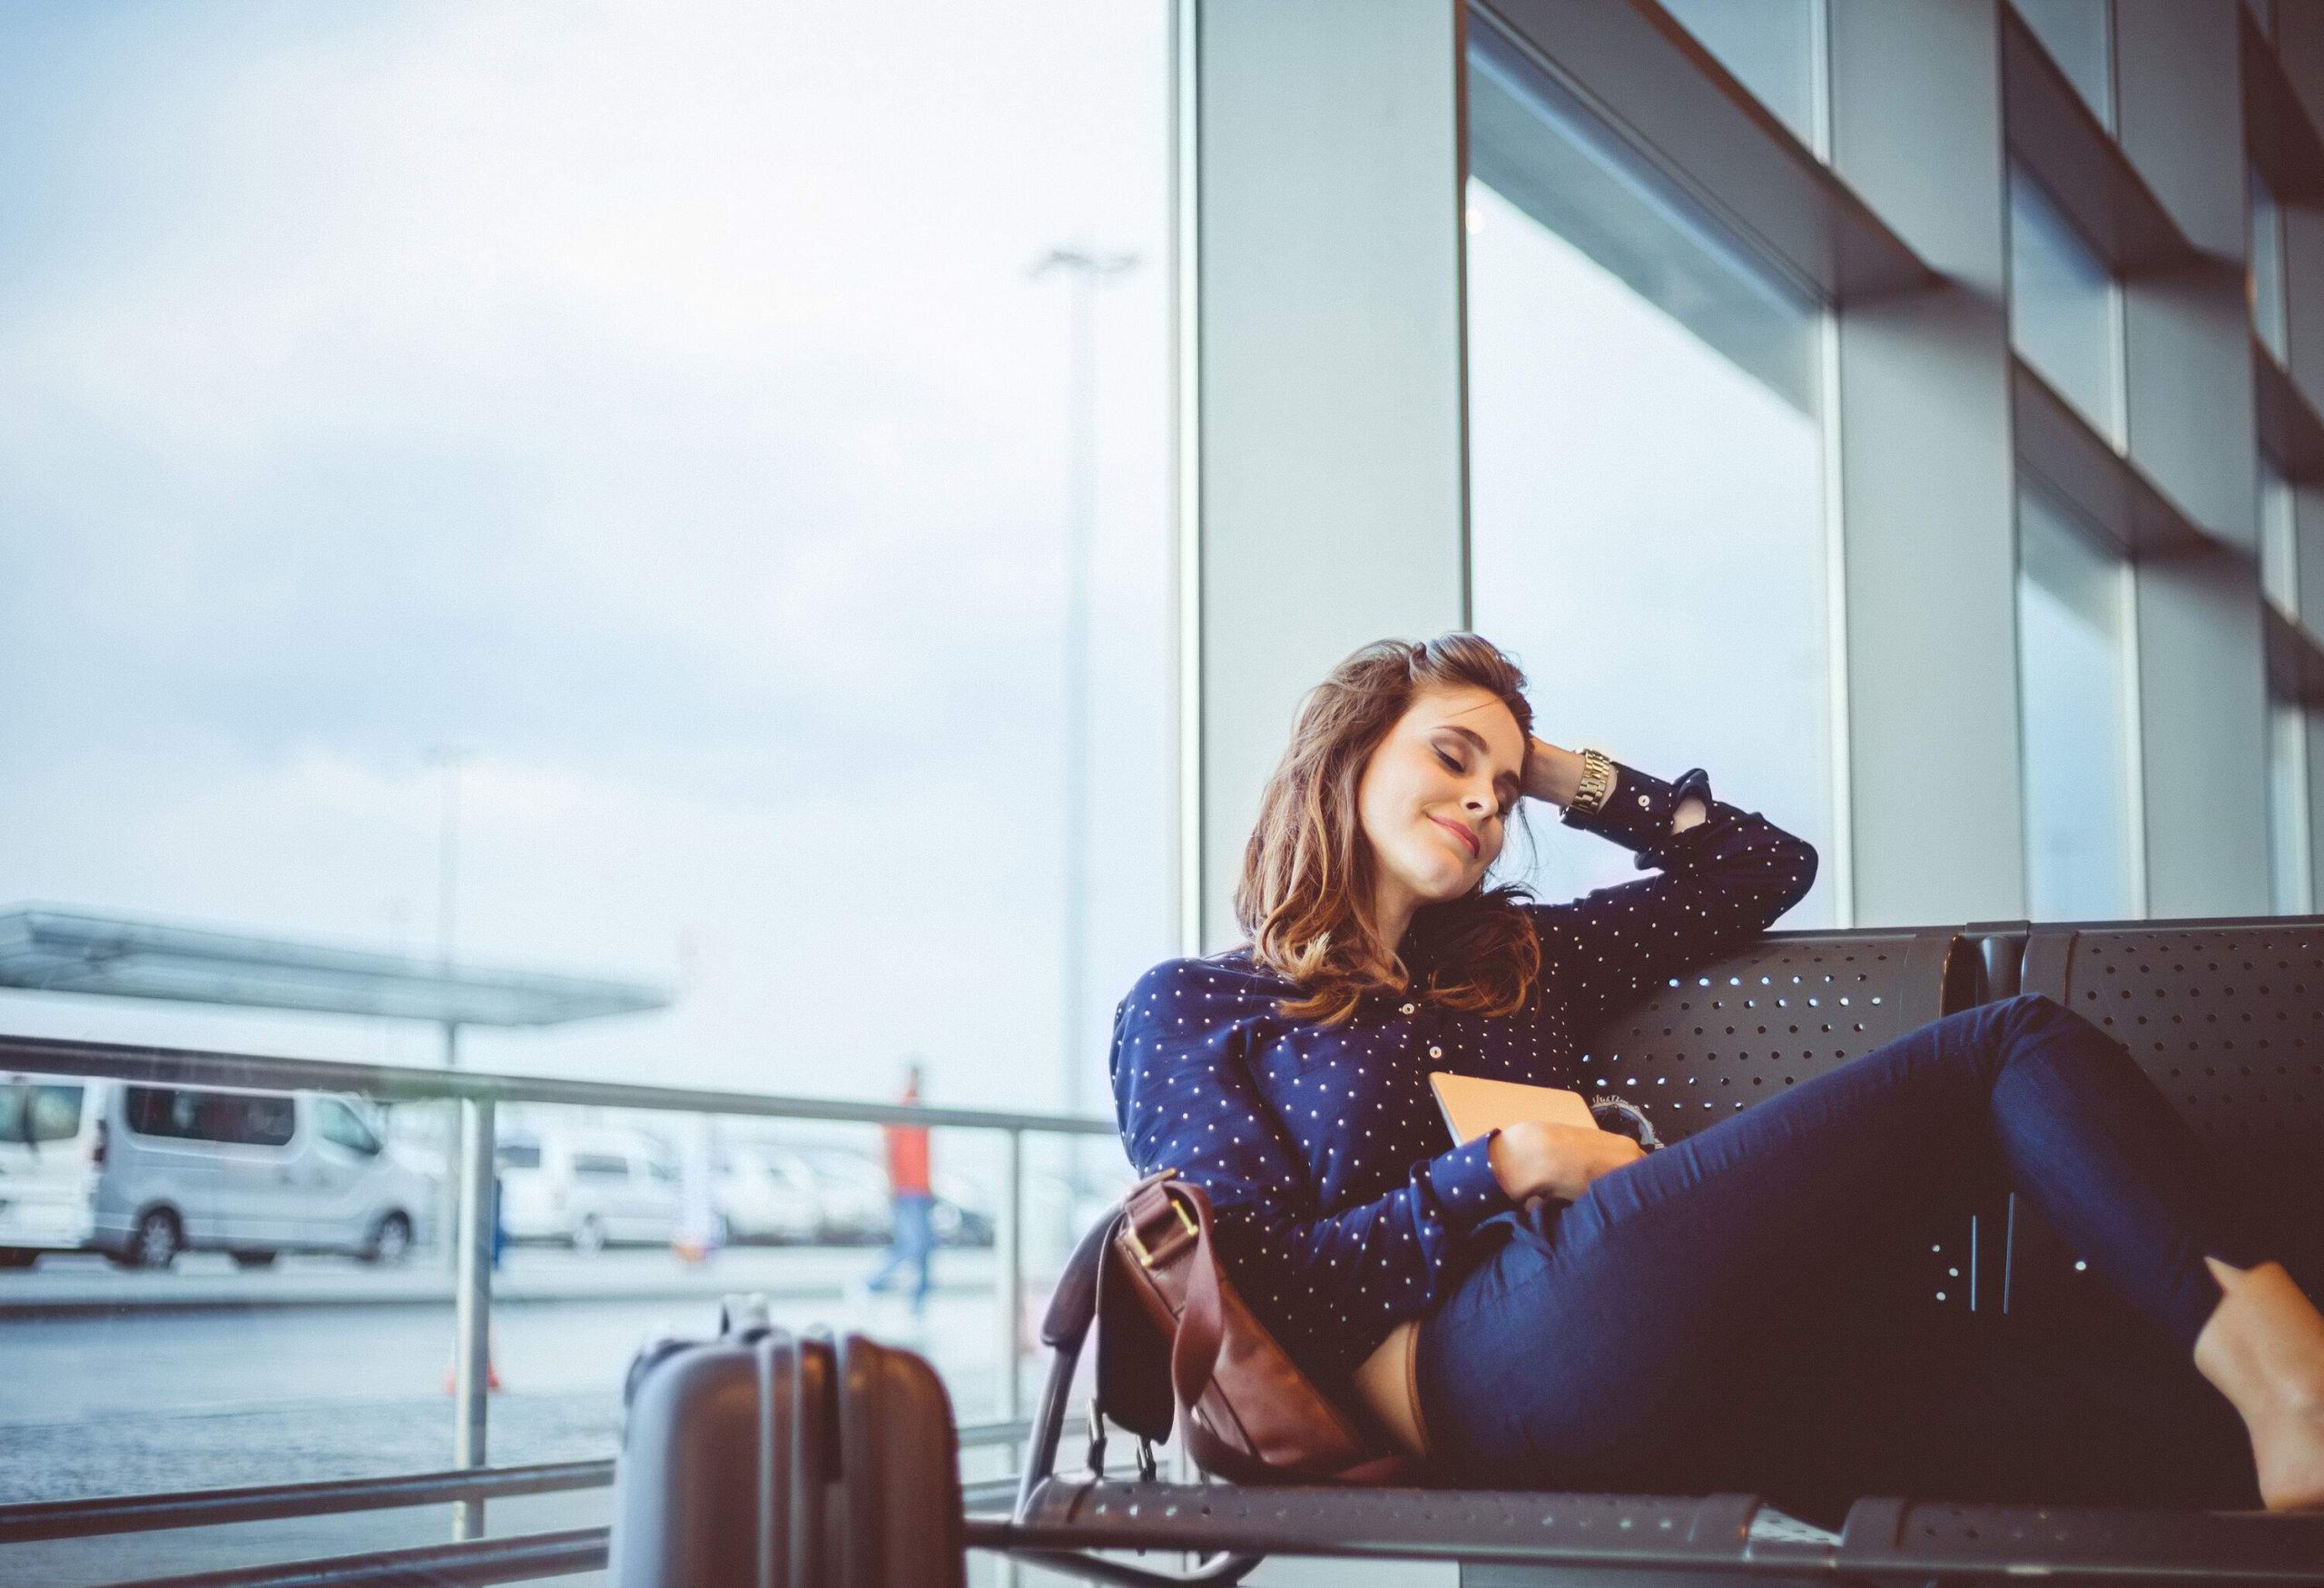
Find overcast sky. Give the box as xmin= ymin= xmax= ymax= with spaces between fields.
xmin=0 ymin=1 xmax=1174 ymax=1119
xmin=0 ymin=2 xmax=1856 ymax=1139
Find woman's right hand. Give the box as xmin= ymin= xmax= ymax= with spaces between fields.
xmin=1489 ymin=1120 xmax=1645 ymax=1206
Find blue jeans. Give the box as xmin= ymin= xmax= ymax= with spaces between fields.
xmin=864 ymin=1191 xmax=935 ymax=1315
xmin=1413 ymin=994 xmax=2278 ymax=1524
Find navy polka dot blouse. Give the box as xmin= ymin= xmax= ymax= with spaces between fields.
xmin=1108 ymin=759 xmax=1818 ymax=1393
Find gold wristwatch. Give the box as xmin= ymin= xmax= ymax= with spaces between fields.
xmin=1569 ymin=747 xmax=1617 ymax=816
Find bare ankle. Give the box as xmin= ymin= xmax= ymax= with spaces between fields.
xmin=2196 ymin=1258 xmax=2324 ymax=1418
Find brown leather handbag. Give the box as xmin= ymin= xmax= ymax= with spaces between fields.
xmin=1090 ymin=1167 xmax=1419 ymax=1485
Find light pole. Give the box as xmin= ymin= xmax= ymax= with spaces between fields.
xmin=1029 ymin=244 xmax=1137 ymax=1228
xmin=427 ymin=746 xmax=472 ymax=1070
xmin=426 ymin=745 xmax=472 ymax=1277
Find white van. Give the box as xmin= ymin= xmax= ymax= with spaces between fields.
xmin=710 ymin=1144 xmax=822 ymax=1245
xmin=0 ymin=1072 xmax=434 ymax=1269
xmin=495 ymin=1124 xmax=680 ymax=1252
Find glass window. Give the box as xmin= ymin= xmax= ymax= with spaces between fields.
xmin=226 ymin=1094 xmax=297 ymax=1148
xmin=315 ymin=1097 xmax=379 ymax=1156
xmin=123 ymin=1086 xmax=293 ymax=1145
xmin=495 ymin=1140 xmax=542 ymax=1171
xmin=0 ymin=1082 xmax=84 ymax=1145
xmin=0 ymin=1 xmax=1167 ymax=1510
xmin=570 ymin=1153 xmax=629 ymax=1179
xmin=123 ymin=1087 xmax=198 ymax=1140
xmin=0 ymin=1 xmax=1170 ymax=1129
xmin=2010 ymin=0 xmax=2114 ymax=128
xmin=2252 ymin=166 xmax=2290 ymax=362
xmin=2269 ymin=703 xmax=2313 ymax=913
xmin=2010 ymin=162 xmax=2122 ymax=442
xmin=1657 ymin=0 xmax=1822 ymax=152
xmin=1466 ymin=22 xmax=1835 ymax=925
xmin=2016 ymin=488 xmax=2138 ymax=920
xmin=2261 ymin=462 xmax=2299 ymax=616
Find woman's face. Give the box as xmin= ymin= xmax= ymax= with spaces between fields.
xmin=1355 ymin=683 xmax=1526 ymax=913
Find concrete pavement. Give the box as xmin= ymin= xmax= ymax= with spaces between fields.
xmin=0 ymin=1246 xmax=1094 ymax=1588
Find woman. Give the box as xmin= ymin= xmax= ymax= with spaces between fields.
xmin=1110 ymin=634 xmax=2324 ymax=1524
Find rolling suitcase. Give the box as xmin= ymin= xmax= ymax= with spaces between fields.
xmin=833 ymin=1329 xmax=968 ymax=1588
xmin=607 ymin=1295 xmax=967 ymax=1588
xmin=609 ymin=1296 xmax=834 ymax=1588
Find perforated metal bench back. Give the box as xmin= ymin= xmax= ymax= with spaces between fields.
xmin=2019 ymin=914 xmax=2324 ymax=1293
xmin=1571 ymin=923 xmax=1990 ymax=1316
xmin=1576 ymin=924 xmax=1965 ymax=1147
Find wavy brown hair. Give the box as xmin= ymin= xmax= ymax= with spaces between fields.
xmin=1234 ymin=634 xmax=1544 ymax=1027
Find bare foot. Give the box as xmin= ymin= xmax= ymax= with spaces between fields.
xmin=2247 ymin=1407 xmax=2324 ymax=1513
xmin=2193 ymin=1258 xmax=2324 ymax=1512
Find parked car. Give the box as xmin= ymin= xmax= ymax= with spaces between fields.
xmin=927 ymin=1170 xmax=995 ymax=1248
xmin=0 ymin=1072 xmax=432 ymax=1269
xmin=1019 ymin=1162 xmax=1137 ymax=1253
xmin=786 ymin=1147 xmax=995 ymax=1248
xmin=495 ymin=1125 xmax=681 ymax=1252
xmin=710 ymin=1144 xmax=821 ymax=1245
xmin=786 ymin=1146 xmax=895 ymax=1246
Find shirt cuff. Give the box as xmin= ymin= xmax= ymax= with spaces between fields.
xmin=1423 ymin=1129 xmax=1513 ymax=1229
xmin=1561 ymin=759 xmax=1713 ymax=861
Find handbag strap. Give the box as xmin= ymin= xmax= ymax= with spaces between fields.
xmin=1148 ymin=1177 xmax=1281 ymax=1485
xmin=1157 ymin=1181 xmax=1224 ymax=1435
xmin=1134 ymin=1174 xmax=1413 ymax=1487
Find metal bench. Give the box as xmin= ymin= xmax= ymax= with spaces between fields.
xmin=962 ymin=916 xmax=2324 ymax=1586
xmin=1996 ymin=913 xmax=2324 ymax=1325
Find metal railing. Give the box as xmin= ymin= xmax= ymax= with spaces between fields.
xmin=0 ymin=1421 xmax=1048 ymax=1546
xmin=0 ymin=1031 xmax=1119 ymax=1580
xmin=108 ymin=1526 xmax=612 ymax=1588
xmin=0 ymin=1462 xmax=615 ymax=1545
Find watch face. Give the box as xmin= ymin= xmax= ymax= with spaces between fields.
xmin=1587 ymin=1095 xmax=1661 ymax=1149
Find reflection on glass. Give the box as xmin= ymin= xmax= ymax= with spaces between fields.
xmin=1469 ymin=16 xmax=1821 ymax=411
xmin=2252 ymin=166 xmax=2290 ymax=361
xmin=2010 ymin=162 xmax=2122 ymax=442
xmin=1658 ymin=0 xmax=1821 ymax=151
xmin=2261 ymin=461 xmax=2299 ymax=616
xmin=2269 ymin=703 xmax=2313 ymax=914
xmin=1465 ymin=27 xmax=1833 ymax=926
xmin=2011 ymin=0 xmax=2113 ymax=128
xmin=2016 ymin=488 xmax=2137 ymax=921
xmin=2260 ymin=459 xmax=2313 ymax=917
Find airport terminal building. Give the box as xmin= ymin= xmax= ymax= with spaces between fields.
xmin=2 ymin=4 xmax=2322 ymax=1585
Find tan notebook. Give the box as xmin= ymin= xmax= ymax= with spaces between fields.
xmin=1428 ymin=1070 xmax=1600 ymax=1148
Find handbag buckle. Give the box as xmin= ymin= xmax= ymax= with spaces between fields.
xmin=1125 ymin=1184 xmax=1198 ymax=1270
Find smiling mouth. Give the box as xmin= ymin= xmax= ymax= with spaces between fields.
xmin=1429 ymin=815 xmax=1480 ymax=859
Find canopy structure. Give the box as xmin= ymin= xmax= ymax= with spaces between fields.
xmin=0 ymin=908 xmax=671 ymax=1029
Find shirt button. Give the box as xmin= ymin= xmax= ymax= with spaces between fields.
xmin=1400 ymin=1002 xmax=1416 ymax=1015
xmin=1428 ymin=1045 xmax=1443 ymax=1059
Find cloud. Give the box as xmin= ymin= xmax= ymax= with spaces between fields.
xmin=0 ymin=0 xmax=1176 ymax=1110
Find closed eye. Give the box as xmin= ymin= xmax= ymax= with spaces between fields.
xmin=1437 ymin=748 xmax=1515 ymax=820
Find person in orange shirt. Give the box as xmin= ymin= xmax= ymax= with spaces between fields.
xmin=856 ymin=1060 xmax=934 ymax=1319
